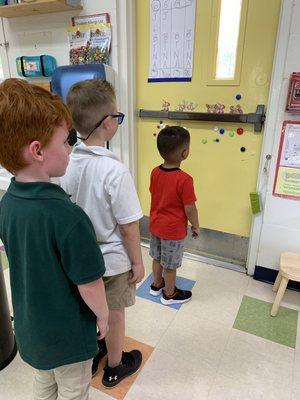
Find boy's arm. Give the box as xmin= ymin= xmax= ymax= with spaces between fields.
xmin=118 ymin=221 xmax=145 ymax=284
xmin=184 ymin=203 xmax=200 ymax=238
xmin=60 ymin=214 xmax=109 ymax=338
xmin=78 ymin=279 xmax=109 ymax=339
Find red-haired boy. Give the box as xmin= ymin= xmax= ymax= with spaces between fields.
xmin=0 ymin=79 xmax=108 ymax=400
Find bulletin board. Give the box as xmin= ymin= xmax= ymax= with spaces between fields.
xmin=273 ymin=121 xmax=300 ymax=200
xmin=136 ymin=0 xmax=281 ymax=237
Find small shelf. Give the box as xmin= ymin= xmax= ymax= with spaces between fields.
xmin=0 ymin=0 xmax=82 ymax=18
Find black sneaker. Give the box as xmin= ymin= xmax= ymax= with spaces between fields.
xmin=161 ymin=287 xmax=192 ymax=305
xmin=102 ymin=350 xmax=142 ymax=388
xmin=149 ymin=278 xmax=165 ymax=296
xmin=92 ymin=338 xmax=107 ymax=376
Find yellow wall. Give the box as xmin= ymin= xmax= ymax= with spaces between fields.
xmin=136 ymin=0 xmax=281 ymax=237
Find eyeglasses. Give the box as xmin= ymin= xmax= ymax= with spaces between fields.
xmin=66 ymin=128 xmax=78 ymax=146
xmin=66 ymin=112 xmax=125 ymax=146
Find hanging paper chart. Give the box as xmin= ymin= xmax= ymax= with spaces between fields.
xmin=148 ymin=0 xmax=196 ymax=83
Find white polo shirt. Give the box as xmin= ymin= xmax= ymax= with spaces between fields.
xmin=60 ymin=143 xmax=143 ymax=277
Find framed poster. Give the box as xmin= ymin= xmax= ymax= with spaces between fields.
xmin=273 ymin=121 xmax=300 ymax=199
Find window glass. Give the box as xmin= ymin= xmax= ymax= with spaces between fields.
xmin=215 ymin=0 xmax=242 ymax=79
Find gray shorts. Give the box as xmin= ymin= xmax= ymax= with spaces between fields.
xmin=149 ymin=234 xmax=185 ymax=269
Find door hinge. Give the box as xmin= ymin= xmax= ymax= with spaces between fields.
xmin=0 ymin=41 xmax=9 ymax=48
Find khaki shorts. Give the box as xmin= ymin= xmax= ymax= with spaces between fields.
xmin=103 ymin=270 xmax=136 ymax=309
xmin=34 ymin=359 xmax=92 ymax=400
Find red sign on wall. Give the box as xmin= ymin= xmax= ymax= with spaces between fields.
xmin=286 ymin=72 xmax=300 ymax=113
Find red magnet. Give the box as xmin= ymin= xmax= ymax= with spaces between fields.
xmin=237 ymin=127 xmax=244 ymax=135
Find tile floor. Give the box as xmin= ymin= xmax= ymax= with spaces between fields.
xmin=1 ymin=246 xmax=300 ymax=400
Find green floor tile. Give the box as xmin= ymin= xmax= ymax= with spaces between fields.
xmin=233 ymin=295 xmax=298 ymax=348
xmin=1 ymin=252 xmax=9 ymax=270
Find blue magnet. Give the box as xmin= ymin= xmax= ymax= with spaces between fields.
xmin=219 ymin=128 xmax=225 ymax=134
xmin=235 ymin=94 xmax=242 ymax=100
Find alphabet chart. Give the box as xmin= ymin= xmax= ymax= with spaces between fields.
xmin=148 ymin=0 xmax=196 ymax=82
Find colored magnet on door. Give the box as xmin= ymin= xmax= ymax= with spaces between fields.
xmin=235 ymin=94 xmax=242 ymax=100
xmin=219 ymin=128 xmax=225 ymax=134
xmin=229 ymin=131 xmax=235 ymax=137
xmin=240 ymin=147 xmax=246 ymax=152
xmin=237 ymin=127 xmax=244 ymax=135
xmin=201 ymin=139 xmax=207 ymax=144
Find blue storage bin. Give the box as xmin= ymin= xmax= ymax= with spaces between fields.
xmin=16 ymin=55 xmax=57 ymax=78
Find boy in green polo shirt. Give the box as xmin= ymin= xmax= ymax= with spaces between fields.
xmin=0 ymin=78 xmax=109 ymax=400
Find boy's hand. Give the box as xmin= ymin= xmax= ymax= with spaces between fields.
xmin=97 ymin=316 xmax=109 ymax=340
xmin=191 ymin=226 xmax=200 ymax=238
xmin=129 ymin=263 xmax=145 ymax=284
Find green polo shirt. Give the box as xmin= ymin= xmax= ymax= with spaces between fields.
xmin=0 ymin=179 xmax=105 ymax=370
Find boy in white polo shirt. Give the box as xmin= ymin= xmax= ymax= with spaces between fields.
xmin=60 ymin=79 xmax=145 ymax=388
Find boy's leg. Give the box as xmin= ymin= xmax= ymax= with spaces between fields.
xmin=152 ymin=259 xmax=163 ymax=286
xmin=92 ymin=337 xmax=107 ymax=376
xmin=34 ymin=369 xmax=57 ymax=400
xmin=163 ymin=268 xmax=177 ymax=296
xmin=149 ymin=235 xmax=165 ymax=296
xmin=54 ymin=359 xmax=92 ymax=400
xmin=105 ymin=308 xmax=125 ymax=367
xmin=101 ymin=271 xmax=142 ymax=388
xmin=160 ymin=239 xmax=192 ymax=305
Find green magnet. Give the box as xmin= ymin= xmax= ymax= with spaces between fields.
xmin=229 ymin=131 xmax=235 ymax=137
xmin=201 ymin=139 xmax=207 ymax=144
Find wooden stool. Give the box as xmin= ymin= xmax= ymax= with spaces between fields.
xmin=271 ymin=252 xmax=300 ymax=316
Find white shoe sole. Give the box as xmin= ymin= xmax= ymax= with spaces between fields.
xmin=149 ymin=288 xmax=163 ymax=296
xmin=160 ymin=296 xmax=192 ymax=305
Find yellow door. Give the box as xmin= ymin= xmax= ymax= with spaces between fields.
xmin=136 ymin=0 xmax=281 ymax=266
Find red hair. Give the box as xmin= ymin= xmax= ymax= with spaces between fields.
xmin=0 ymin=78 xmax=72 ymax=173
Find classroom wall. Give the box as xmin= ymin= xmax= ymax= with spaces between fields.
xmin=1 ymin=1 xmax=118 ymax=77
xmin=0 ymin=0 xmax=136 ymax=170
xmin=248 ymin=0 xmax=300 ymax=273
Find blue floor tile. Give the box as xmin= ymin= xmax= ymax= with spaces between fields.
xmin=137 ymin=273 xmax=196 ymax=310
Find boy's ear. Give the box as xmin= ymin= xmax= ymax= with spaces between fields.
xmin=24 ymin=141 xmax=43 ymax=162
xmin=101 ymin=116 xmax=111 ymax=130
xmin=182 ymin=148 xmax=189 ymax=159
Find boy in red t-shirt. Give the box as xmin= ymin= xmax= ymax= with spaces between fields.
xmin=149 ymin=126 xmax=200 ymax=305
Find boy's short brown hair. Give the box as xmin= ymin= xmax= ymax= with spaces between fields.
xmin=0 ymin=78 xmax=71 ymax=174
xmin=66 ymin=79 xmax=116 ymax=137
xmin=157 ymin=126 xmax=190 ymax=162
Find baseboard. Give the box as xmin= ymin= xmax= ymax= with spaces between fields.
xmin=140 ymin=216 xmax=248 ymax=268
xmin=254 ymin=265 xmax=300 ymax=292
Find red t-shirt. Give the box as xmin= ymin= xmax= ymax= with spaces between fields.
xmin=149 ymin=165 xmax=197 ymax=240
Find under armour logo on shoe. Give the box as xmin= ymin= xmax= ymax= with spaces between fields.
xmin=109 ymin=375 xmax=118 ymax=382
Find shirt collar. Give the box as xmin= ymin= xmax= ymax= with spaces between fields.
xmin=159 ymin=164 xmax=181 ymax=172
xmin=72 ymin=142 xmax=120 ymax=161
xmin=7 ymin=178 xmax=70 ymax=201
